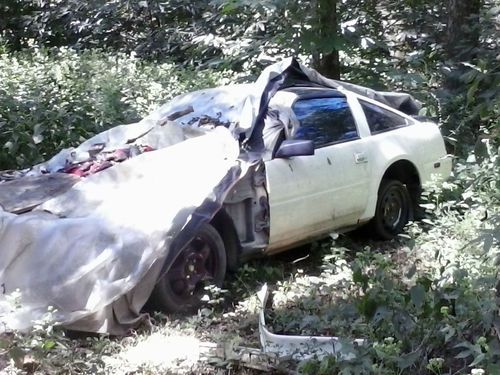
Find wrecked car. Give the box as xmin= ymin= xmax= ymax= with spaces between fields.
xmin=0 ymin=58 xmax=451 ymax=334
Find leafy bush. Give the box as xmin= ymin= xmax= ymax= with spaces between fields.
xmin=0 ymin=48 xmax=237 ymax=170
xmin=340 ymin=1 xmax=499 ymax=153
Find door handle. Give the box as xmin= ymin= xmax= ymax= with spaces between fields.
xmin=354 ymin=152 xmax=368 ymax=164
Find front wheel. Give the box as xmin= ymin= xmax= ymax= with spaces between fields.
xmin=150 ymin=223 xmax=226 ymax=313
xmin=370 ymin=179 xmax=411 ymax=240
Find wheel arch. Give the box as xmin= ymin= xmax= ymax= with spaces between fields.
xmin=210 ymin=209 xmax=241 ymax=272
xmin=380 ymin=159 xmax=422 ymax=218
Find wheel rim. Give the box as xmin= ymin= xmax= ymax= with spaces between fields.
xmin=167 ymin=235 xmax=219 ymax=301
xmin=381 ymin=186 xmax=405 ymax=230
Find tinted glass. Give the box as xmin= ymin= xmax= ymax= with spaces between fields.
xmin=360 ymin=100 xmax=409 ymax=134
xmin=292 ymin=97 xmax=358 ymax=147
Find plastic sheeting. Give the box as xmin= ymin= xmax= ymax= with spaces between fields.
xmin=0 ymin=58 xmax=420 ymax=334
xmin=0 ymin=127 xmax=244 ymax=334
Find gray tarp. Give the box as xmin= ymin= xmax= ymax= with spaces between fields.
xmin=0 ymin=127 xmax=244 ymax=334
xmin=0 ymin=58 xmax=419 ymax=334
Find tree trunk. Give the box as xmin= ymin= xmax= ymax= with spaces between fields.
xmin=444 ymin=0 xmax=483 ymax=142
xmin=446 ymin=0 xmax=481 ymax=60
xmin=312 ymin=0 xmax=341 ymax=79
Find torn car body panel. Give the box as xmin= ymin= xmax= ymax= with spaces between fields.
xmin=222 ymin=163 xmax=270 ymax=259
xmin=258 ymin=284 xmax=365 ymax=361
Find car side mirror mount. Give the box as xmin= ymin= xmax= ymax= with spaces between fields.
xmin=274 ymin=140 xmax=314 ymax=158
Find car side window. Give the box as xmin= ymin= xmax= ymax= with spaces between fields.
xmin=360 ymin=100 xmax=410 ymax=134
xmin=292 ymin=97 xmax=358 ymax=148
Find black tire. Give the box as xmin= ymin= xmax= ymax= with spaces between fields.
xmin=150 ymin=223 xmax=226 ymax=313
xmin=370 ymin=179 xmax=411 ymax=240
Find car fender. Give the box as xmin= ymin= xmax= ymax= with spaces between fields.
xmin=361 ymin=155 xmax=420 ymax=222
xmin=360 ymin=118 xmax=450 ymax=221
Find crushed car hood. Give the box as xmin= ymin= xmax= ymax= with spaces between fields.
xmin=0 ymin=58 xmax=420 ymax=334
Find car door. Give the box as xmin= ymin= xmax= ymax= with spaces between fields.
xmin=265 ymin=95 xmax=371 ymax=253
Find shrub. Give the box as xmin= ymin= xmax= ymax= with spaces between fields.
xmin=0 ymin=48 xmax=237 ymax=170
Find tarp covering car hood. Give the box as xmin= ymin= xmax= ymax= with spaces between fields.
xmin=0 ymin=58 xmax=420 ymax=334
xmin=0 ymin=127 xmax=244 ymax=334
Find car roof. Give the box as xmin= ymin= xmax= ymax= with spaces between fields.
xmin=280 ymin=85 xmax=344 ymax=99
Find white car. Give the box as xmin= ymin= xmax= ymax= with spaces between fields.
xmin=150 ymin=84 xmax=452 ymax=313
xmin=0 ymin=60 xmax=452 ymax=332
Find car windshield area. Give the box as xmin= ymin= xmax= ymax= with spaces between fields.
xmin=292 ymin=97 xmax=358 ymax=148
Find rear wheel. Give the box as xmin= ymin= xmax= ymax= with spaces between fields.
xmin=150 ymin=223 xmax=226 ymax=313
xmin=370 ymin=179 xmax=411 ymax=240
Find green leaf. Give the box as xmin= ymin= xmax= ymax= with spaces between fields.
xmin=455 ymin=349 xmax=473 ymax=359
xmin=467 ymin=79 xmax=480 ymax=105
xmin=440 ymin=325 xmax=456 ymax=343
xmin=397 ymin=350 xmax=421 ymax=370
xmin=357 ymin=296 xmax=378 ymax=319
xmin=352 ymin=269 xmax=369 ymax=290
xmin=460 ymin=68 xmax=479 ymax=84
xmin=469 ymin=353 xmax=485 ymax=367
xmin=372 ymin=306 xmax=390 ymax=324
xmin=405 ymin=265 xmax=417 ymax=279
xmin=42 ymin=340 xmax=56 ymax=351
xmin=410 ymin=284 xmax=425 ymax=309
xmin=416 ymin=276 xmax=432 ymax=292
xmin=482 ymin=235 xmax=494 ymax=253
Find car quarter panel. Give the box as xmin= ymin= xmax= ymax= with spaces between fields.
xmin=358 ymin=121 xmax=452 ymax=221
